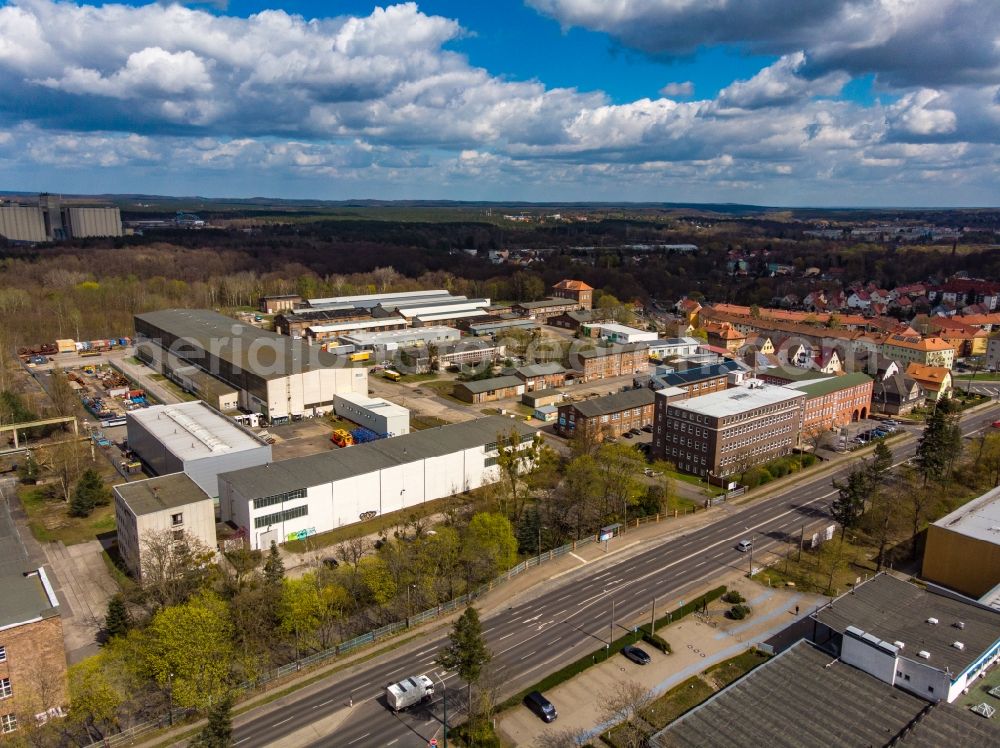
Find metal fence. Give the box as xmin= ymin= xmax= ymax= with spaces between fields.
xmin=83 ymin=513 xmax=683 ymax=747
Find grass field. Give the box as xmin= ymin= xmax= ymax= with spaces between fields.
xmin=21 ymin=484 xmax=117 ymax=546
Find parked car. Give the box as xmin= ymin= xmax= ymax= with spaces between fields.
xmin=642 ymin=424 xmax=653 ymax=433
xmin=621 ymin=645 xmax=652 ymax=665
xmin=524 ymin=691 xmax=558 ymax=722
xmin=992 ymin=420 xmax=1000 ymax=429
xmin=321 ymin=557 xmax=339 ymax=569
xmin=628 ymin=428 xmax=642 ymax=436
xmin=736 ymin=539 xmax=753 ymax=552
xmin=623 ymin=431 xmax=634 ymax=439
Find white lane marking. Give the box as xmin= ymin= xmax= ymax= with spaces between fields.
xmin=313 ymin=699 xmax=334 ymax=708
xmin=519 ymin=650 xmax=536 ymax=661
xmin=386 ymin=740 xmax=399 ymax=746
xmin=498 ymin=631 xmax=516 ymax=640
xmin=347 ymin=733 xmax=370 ymax=745
xmin=234 ymin=740 xmax=249 ymax=746
xmin=553 ymin=609 xmax=567 ymax=618
xmin=272 ymin=717 xmax=293 ymax=727
xmin=569 ymin=552 xmax=588 ymax=563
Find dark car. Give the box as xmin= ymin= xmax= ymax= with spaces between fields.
xmin=621 ymin=645 xmax=652 ymax=665
xmin=642 ymin=424 xmax=653 ymax=433
xmin=524 ymin=690 xmax=558 ymax=722
xmin=623 ymin=431 xmax=634 ymax=438
xmin=628 ymin=428 xmax=642 ymax=436
xmin=321 ymin=557 xmax=339 ymax=569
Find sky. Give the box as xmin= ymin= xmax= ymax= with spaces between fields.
xmin=0 ymin=1 xmax=998 ymax=206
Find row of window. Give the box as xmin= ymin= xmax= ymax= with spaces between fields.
xmin=254 ymin=505 xmax=308 ymax=529
xmin=254 ymin=488 xmax=307 ymax=510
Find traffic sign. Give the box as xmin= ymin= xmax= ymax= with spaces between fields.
xmin=429 ymin=740 xmax=438 ymax=747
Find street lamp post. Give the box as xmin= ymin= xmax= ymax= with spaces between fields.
xmin=537 ymin=524 xmax=547 ymax=563
xmin=167 ymin=672 xmax=174 ymax=727
xmin=434 ymin=672 xmax=448 ymax=748
xmin=406 ymin=583 xmax=416 ymax=626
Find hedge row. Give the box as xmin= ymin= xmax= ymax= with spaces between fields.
xmin=498 ymin=585 xmax=727 ymax=711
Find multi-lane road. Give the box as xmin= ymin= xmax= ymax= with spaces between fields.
xmin=229 ymin=405 xmax=1000 ymax=748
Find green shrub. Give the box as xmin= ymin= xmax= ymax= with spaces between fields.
xmin=722 ymin=590 xmax=745 ymax=604
xmin=642 ymin=632 xmax=671 ymax=654
xmin=729 ymin=604 xmax=751 ymax=620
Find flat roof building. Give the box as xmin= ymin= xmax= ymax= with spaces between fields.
xmin=582 ymin=323 xmax=658 ymax=345
xmin=218 ymin=416 xmax=536 ymax=549
xmin=334 ymin=392 xmax=410 ymax=437
xmin=114 ymin=473 xmax=217 ymax=579
xmin=923 ymin=486 xmax=1000 ymax=599
xmin=126 ymin=401 xmax=273 ymax=499
xmin=652 ymin=381 xmax=805 ymax=478
xmin=339 ymin=326 xmax=461 ymax=357
xmin=811 ymin=573 xmax=1000 ymax=704
xmin=134 ymin=309 xmax=368 ymax=423
xmin=453 ymin=375 xmax=525 ymax=404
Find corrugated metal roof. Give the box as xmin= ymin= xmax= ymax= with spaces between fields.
xmin=219 ymin=415 xmax=535 ymax=499
xmin=128 ymin=401 xmax=267 ymax=460
xmin=135 ymin=308 xmax=346 ymax=380
xmin=455 ymin=375 xmax=523 ymax=394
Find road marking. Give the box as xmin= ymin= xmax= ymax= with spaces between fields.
xmin=234 ymin=740 xmax=249 ymax=746
xmin=520 ymin=650 xmax=536 ymax=661
xmin=569 ymin=552 xmax=588 ymax=563
xmin=553 ymin=609 xmax=567 ymax=618
xmin=347 ymin=733 xmax=370 ymax=745
xmin=272 ymin=717 xmax=293 ymax=727
xmin=498 ymin=631 xmax=516 ymax=640
xmin=386 ymin=740 xmax=398 ymax=746
xmin=523 ymin=614 xmax=543 ymax=623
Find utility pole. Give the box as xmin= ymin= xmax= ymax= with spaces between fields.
xmin=748 ymin=535 xmax=754 ymax=578
xmin=798 ymin=524 xmax=805 ymax=562
xmin=610 ymin=599 xmax=615 ymax=644
xmin=650 ymin=597 xmax=656 ymax=635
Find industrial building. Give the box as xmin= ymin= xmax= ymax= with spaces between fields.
xmin=126 ymin=401 xmax=273 ymax=500
xmin=453 ymin=375 xmax=525 ymax=403
xmin=437 ymin=341 xmax=506 ymax=368
xmin=508 ymin=362 xmax=567 ymax=391
xmin=922 ymin=486 xmax=1000 ymax=599
xmin=113 ymin=474 xmax=218 ymax=579
xmin=548 ymin=309 xmax=613 ymax=332
xmin=339 ymin=326 xmax=461 ymax=359
xmin=648 ymin=360 xmax=740 ymax=396
xmin=218 ymin=416 xmax=536 ymax=549
xmin=0 ymin=501 xmax=66 ymax=736
xmin=308 ymin=290 xmax=453 ymax=310
xmin=511 ymin=298 xmax=580 ymax=322
xmin=0 ymin=194 xmax=121 ymax=242
xmin=811 ymin=573 xmax=1000 ymax=704
xmin=306 ymin=317 xmax=406 ymax=343
xmin=469 ymin=318 xmax=540 ymax=336
xmin=259 ymin=294 xmax=303 ymax=314
xmin=334 ymin=392 xmax=410 ymax=436
xmin=652 ymin=381 xmax=805 ymax=478
xmin=134 ymin=309 xmax=368 ymax=423
xmin=652 ymin=639 xmax=1000 ymax=748
xmin=647 ymin=337 xmax=703 ymax=359
xmin=372 ymin=296 xmax=492 ymax=328
xmin=582 ymin=323 xmax=658 ymax=344
xmin=275 ymin=308 xmax=375 ymax=338
xmin=557 ymin=388 xmax=655 ymax=441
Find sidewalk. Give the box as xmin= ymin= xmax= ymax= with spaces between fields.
xmin=496 ymin=572 xmax=827 ymax=747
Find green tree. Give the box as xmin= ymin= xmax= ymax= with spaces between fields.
xmin=594 ymin=442 xmax=647 ymax=525
xmin=436 ymin=606 xmax=492 ymax=714
xmin=915 ymin=401 xmax=961 ymax=484
xmin=831 ymin=467 xmax=867 ymax=540
xmin=104 ymin=594 xmax=132 ymax=641
xmin=17 ymin=451 xmax=39 ymax=484
xmin=278 ymin=576 xmax=324 ymax=655
xmin=263 ymin=541 xmax=285 ymax=587
xmin=191 ymin=693 xmax=234 ymax=747
xmin=494 ymin=429 xmax=542 ymax=521
xmin=145 ymin=591 xmax=235 ymax=709
xmin=462 ymin=512 xmax=518 ymax=583
xmin=70 ymin=468 xmax=110 ymax=517
xmin=67 ymin=654 xmax=124 ymax=741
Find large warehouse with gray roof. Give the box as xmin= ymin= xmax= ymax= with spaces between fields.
xmin=218 ymin=415 xmax=536 ymax=550
xmin=134 ymin=308 xmax=367 ymax=423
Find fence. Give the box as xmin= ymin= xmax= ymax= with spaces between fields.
xmin=84 ymin=510 xmax=686 ymax=747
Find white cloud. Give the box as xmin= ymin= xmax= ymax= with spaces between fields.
xmin=659 ymin=81 xmax=693 ymax=97
xmin=529 ymin=0 xmax=1000 ymax=88
xmin=0 ymin=1 xmax=997 ymax=204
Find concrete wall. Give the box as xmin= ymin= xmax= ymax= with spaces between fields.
xmin=0 ymin=205 xmax=47 ymax=242
xmin=186 ymin=446 xmax=272 ymax=500
xmin=334 ymin=393 xmax=410 ymax=436
xmin=126 ymin=417 xmax=185 ymax=478
xmin=134 ymin=498 xmax=217 ymax=578
xmin=922 ymin=525 xmax=1000 ymax=598
xmin=66 ymin=207 xmax=122 ymax=238
xmin=263 ymin=366 xmax=368 ymax=420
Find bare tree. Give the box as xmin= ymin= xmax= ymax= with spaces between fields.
xmin=599 ymin=680 xmax=654 ymax=748
xmin=138 ymin=529 xmax=216 ymax=610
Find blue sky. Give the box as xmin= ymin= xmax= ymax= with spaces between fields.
xmin=0 ymin=1 xmax=998 ymax=205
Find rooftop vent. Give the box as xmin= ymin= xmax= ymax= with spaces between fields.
xmin=894 ymin=641 xmax=906 ymax=650
xmin=953 ymin=642 xmax=966 ymax=651
xmin=954 ymin=621 xmax=966 ymax=630
xmin=926 ymin=617 xmax=939 ymax=625
xmin=918 ymin=650 xmax=931 ymax=660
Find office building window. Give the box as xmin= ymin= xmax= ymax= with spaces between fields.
xmin=171 ymin=513 xmax=183 ymax=526
xmin=254 ymin=488 xmax=307 ymax=510
xmin=0 ymin=679 xmax=11 ymax=699
xmin=254 ymin=505 xmax=308 ymax=529
xmin=0 ymin=714 xmax=16 ymax=733
xmin=0 ymin=646 xmax=5 ymax=663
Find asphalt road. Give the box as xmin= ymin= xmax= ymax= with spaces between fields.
xmin=231 ymin=405 xmax=1000 ymax=748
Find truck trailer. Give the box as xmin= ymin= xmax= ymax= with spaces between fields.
xmin=385 ymin=674 xmax=434 ymax=713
